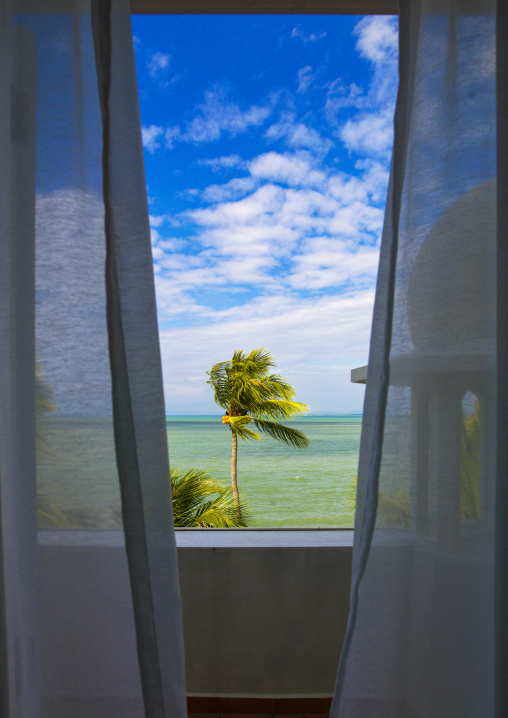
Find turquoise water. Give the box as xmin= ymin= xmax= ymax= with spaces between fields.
xmin=37 ymin=415 xmax=361 ymax=527
xmin=166 ymin=415 xmax=361 ymax=527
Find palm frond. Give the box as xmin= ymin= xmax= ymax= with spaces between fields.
xmin=228 ymin=415 xmax=261 ymax=441
xmin=259 ymin=374 xmax=296 ymax=401
xmin=206 ymin=361 xmax=231 ymax=409
xmin=253 ymin=399 xmax=309 ymax=421
xmin=377 ymin=490 xmax=410 ymax=528
xmin=233 ymin=347 xmax=274 ymax=377
xmin=35 ymin=362 xmax=55 ymax=451
xmin=35 ymin=363 xmax=54 ymax=415
xmin=253 ymin=419 xmax=310 ymax=449
xmin=348 ymin=475 xmax=410 ymax=529
xmin=170 ymin=467 xmax=249 ymax=527
xmin=461 ymin=400 xmax=480 ymax=520
xmin=347 ymin=475 xmax=358 ymax=515
xmin=37 ymin=501 xmax=78 ymax=528
xmin=192 ymin=488 xmax=250 ymax=527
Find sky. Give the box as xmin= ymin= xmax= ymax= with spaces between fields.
xmin=131 ymin=14 xmax=399 ymax=415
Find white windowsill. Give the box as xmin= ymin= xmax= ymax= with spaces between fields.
xmin=38 ymin=528 xmax=354 ymax=548
xmin=176 ymin=528 xmax=354 ymax=547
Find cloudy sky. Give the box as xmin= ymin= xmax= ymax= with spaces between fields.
xmin=131 ymin=14 xmax=398 ymax=415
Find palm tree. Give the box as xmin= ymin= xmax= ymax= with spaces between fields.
xmin=206 ymin=348 xmax=310 ymax=516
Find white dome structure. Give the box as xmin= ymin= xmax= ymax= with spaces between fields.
xmin=406 ymin=179 xmax=496 ymax=357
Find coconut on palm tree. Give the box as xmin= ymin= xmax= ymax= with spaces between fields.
xmin=206 ymin=348 xmax=310 ymax=516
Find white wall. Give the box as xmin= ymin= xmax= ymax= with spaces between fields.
xmin=38 ymin=530 xmax=352 ymax=711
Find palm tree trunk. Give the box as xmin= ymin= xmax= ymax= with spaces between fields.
xmin=231 ymin=430 xmax=240 ymax=519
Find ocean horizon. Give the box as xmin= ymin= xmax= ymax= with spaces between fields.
xmin=165 ymin=414 xmax=361 ymax=527
xmin=164 ymin=412 xmax=363 ymax=417
xmin=37 ymin=414 xmax=362 ymax=528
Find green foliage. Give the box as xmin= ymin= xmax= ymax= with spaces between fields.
xmin=227 ymin=415 xmax=261 ymax=441
xmin=348 ymin=474 xmax=410 ymax=528
xmin=35 ymin=361 xmax=54 ymax=452
xmin=348 ymin=400 xmax=482 ymax=528
xmin=35 ymin=363 xmax=54 ymax=416
xmin=348 ymin=475 xmax=358 ymax=515
xmin=37 ymin=501 xmax=80 ymax=528
xmin=34 ymin=359 xmax=246 ymax=528
xmin=207 ymin=347 xmax=309 ymax=515
xmin=50 ymin=467 xmax=249 ymax=529
xmin=461 ymin=400 xmax=480 ymax=520
xmin=377 ymin=490 xmax=410 ymax=528
xmin=170 ymin=467 xmax=249 ymax=527
xmin=207 ymin=348 xmax=310 ymax=448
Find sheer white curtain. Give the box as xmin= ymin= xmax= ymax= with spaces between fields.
xmin=2 ymin=0 xmax=505 ymax=716
xmin=0 ymin=1 xmax=186 ymax=716
xmin=333 ymin=1 xmax=499 ymax=716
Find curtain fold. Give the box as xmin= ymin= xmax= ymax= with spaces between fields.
xmin=331 ymin=0 xmax=415 ymax=705
xmin=0 ymin=9 xmax=40 ymax=717
xmin=496 ymin=2 xmax=508 ymax=716
xmin=333 ymin=1 xmax=498 ymax=716
xmin=1 ymin=1 xmax=186 ymax=716
xmin=91 ymin=1 xmax=186 ymax=715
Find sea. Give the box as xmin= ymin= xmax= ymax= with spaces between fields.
xmin=37 ymin=414 xmax=362 ymax=528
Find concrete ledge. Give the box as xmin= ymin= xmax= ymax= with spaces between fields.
xmin=38 ymin=528 xmax=354 ymax=548
xmin=351 ymin=365 xmax=368 ymax=384
xmin=176 ymin=528 xmax=353 ymax=547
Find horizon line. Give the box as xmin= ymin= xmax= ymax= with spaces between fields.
xmin=165 ymin=411 xmax=363 ymax=417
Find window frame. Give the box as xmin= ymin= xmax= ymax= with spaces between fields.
xmin=130 ymin=0 xmax=398 ymax=15
xmin=129 ymin=0 xmax=397 ymax=535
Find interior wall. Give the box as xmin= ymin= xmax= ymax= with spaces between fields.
xmin=38 ymin=532 xmax=352 ymax=701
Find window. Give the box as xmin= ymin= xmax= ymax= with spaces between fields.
xmin=130 ymin=11 xmax=398 ymax=528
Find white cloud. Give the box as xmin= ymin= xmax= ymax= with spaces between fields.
xmin=325 ymin=81 xmax=364 ymax=123
xmin=141 ymin=124 xmax=164 ymax=153
xmin=33 ymin=190 xmax=370 ymax=415
xmin=265 ymin=114 xmax=333 ymax=156
xmin=154 ymin=149 xmax=386 ymax=308
xmin=190 ymin=183 xmax=286 ymax=229
xmin=142 ymin=90 xmax=273 ymax=154
xmin=249 ymin=152 xmax=327 ymax=189
xmin=297 ymin=65 xmax=314 ymax=93
xmin=148 ymin=51 xmax=171 ymax=79
xmin=184 ymin=89 xmax=272 ymax=144
xmin=354 ymin=16 xmax=399 ymax=109
xmin=141 ymin=20 xmax=402 ymax=412
xmin=203 ymin=176 xmax=257 ymax=203
xmin=291 ymin=26 xmax=327 ymax=43
xmin=149 ymin=140 xmax=389 ymax=321
xmin=149 ymin=214 xmax=166 ymax=228
xmin=328 ymin=16 xmax=398 ymax=157
xmin=289 ymin=237 xmax=380 ymax=290
xmin=340 ymin=110 xmax=394 ymax=155
xmin=164 ymin=126 xmax=181 ymax=149
xmin=354 ymin=16 xmax=398 ymax=64
xmin=198 ymin=155 xmax=244 ymax=171
xmin=149 ymin=143 xmax=387 ymax=412
xmin=159 ymin=291 xmax=371 ymax=413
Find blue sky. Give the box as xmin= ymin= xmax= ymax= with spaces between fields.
xmin=131 ymin=14 xmax=398 ymax=415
